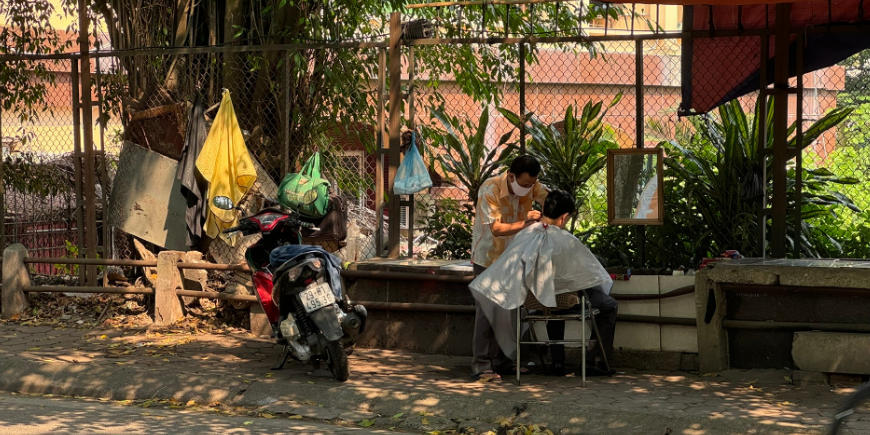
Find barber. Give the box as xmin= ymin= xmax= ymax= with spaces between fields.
xmin=470 ymin=155 xmax=547 ymax=381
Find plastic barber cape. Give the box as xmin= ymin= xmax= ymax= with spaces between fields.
xmin=469 ymin=223 xmax=613 ymax=360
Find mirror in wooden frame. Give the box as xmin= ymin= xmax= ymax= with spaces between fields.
xmin=606 ymin=148 xmax=664 ymax=225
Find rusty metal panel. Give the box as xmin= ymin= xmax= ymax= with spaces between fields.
xmin=109 ymin=141 xmax=188 ymax=251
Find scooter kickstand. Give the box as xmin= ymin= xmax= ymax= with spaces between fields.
xmin=272 ymin=345 xmax=292 ymax=370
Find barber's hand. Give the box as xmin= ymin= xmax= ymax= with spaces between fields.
xmin=526 ymin=210 xmax=541 ymax=221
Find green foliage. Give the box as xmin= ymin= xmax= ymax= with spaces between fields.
xmin=586 ymin=98 xmax=857 ymax=268
xmin=500 ymin=96 xmax=621 ymax=231
xmin=54 ymin=240 xmax=102 ymax=275
xmin=422 ymin=107 xmax=516 ymax=205
xmin=4 ymin=153 xmax=73 ymax=197
xmin=663 ymin=99 xmax=855 ymax=258
xmin=417 ymin=198 xmax=473 ymax=260
xmin=500 ymin=96 xmax=621 ymax=197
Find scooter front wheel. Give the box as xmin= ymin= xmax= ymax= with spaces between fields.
xmin=326 ymin=340 xmax=350 ymax=382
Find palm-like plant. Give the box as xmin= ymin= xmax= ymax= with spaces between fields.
xmin=499 ymin=95 xmax=622 ymax=228
xmin=662 ymin=98 xmax=857 ymax=257
xmin=421 ymin=107 xmax=517 ymax=206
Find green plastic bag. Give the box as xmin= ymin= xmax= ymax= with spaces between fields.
xmin=278 ymin=152 xmax=330 ymax=218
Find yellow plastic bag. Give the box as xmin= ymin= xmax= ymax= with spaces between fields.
xmin=195 ymin=90 xmax=257 ymax=246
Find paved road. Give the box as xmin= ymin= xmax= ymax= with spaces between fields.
xmin=0 ymin=392 xmax=409 ymax=435
xmin=1 ymin=324 xmax=867 ymax=434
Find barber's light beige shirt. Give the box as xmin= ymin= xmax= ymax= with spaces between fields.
xmin=471 ymin=172 xmax=547 ymax=268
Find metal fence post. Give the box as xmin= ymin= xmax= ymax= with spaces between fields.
xmin=0 ymin=93 xmax=4 ymax=252
xmin=387 ymin=12 xmax=403 ymax=259
xmin=71 ymin=58 xmax=86 ymax=282
xmin=519 ymin=41 xmax=526 ymax=154
xmin=282 ymin=50 xmax=291 ymax=176
xmin=636 ymin=39 xmax=646 ymax=266
xmin=770 ymin=3 xmax=791 ymax=258
xmin=78 ymin=0 xmax=99 ymax=284
xmin=407 ymin=46 xmax=416 ymax=258
xmin=376 ymin=47 xmax=387 ymax=257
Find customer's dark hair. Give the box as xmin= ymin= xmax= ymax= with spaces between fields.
xmin=509 ymin=155 xmax=541 ymax=177
xmin=543 ymin=190 xmax=575 ymax=219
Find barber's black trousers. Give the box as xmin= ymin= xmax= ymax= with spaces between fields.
xmin=546 ymin=290 xmax=618 ymax=367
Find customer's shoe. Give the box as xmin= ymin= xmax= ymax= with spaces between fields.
xmin=582 ymin=363 xmax=614 ymax=377
xmin=548 ymin=362 xmax=566 ymax=376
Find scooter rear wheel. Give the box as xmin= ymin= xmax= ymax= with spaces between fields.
xmin=326 ymin=340 xmax=350 ymax=382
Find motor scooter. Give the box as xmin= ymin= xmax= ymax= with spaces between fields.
xmin=213 ymin=195 xmax=366 ymax=382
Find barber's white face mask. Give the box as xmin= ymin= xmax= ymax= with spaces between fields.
xmin=510 ymin=175 xmax=532 ymax=197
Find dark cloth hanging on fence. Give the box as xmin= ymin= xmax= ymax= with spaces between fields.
xmin=176 ymin=94 xmax=210 ymax=248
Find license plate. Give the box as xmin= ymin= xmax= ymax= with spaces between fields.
xmin=299 ymin=282 xmax=335 ymax=313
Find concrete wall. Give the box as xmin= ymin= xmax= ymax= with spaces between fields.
xmin=347 ymin=261 xmax=699 ymax=369
xmin=610 ymin=275 xmax=698 ymax=353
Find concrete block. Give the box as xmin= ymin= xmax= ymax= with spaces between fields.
xmin=249 ymin=304 xmax=272 ymax=338
xmin=791 ymin=370 xmax=827 ymax=387
xmin=611 ymin=276 xmax=659 ymax=317
xmin=793 ymin=331 xmax=870 ymax=375
xmin=661 ymin=325 xmax=698 ymax=353
xmin=614 ymin=322 xmax=660 ymax=351
xmin=2 ymin=244 xmax=31 ymax=319
xmin=659 ymin=276 xmax=696 ymax=319
xmin=154 ymin=251 xmax=184 ymax=326
xmin=707 ymin=264 xmax=779 ymax=285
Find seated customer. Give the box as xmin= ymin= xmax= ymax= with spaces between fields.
xmin=469 ymin=190 xmax=616 ymax=376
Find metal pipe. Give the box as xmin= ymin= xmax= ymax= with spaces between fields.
xmin=355 ymin=301 xmax=476 ymax=314
xmin=24 ymin=257 xmax=157 ymax=267
xmin=407 ymin=0 xmax=568 ymax=9
xmin=23 ymin=285 xmax=154 ymax=295
xmin=618 ymin=314 xmax=696 ymax=326
xmin=356 ymin=302 xmax=699 ymax=327
xmin=342 ymin=269 xmax=474 ymax=283
xmin=176 ymin=262 xmax=250 ymax=272
xmin=176 ymin=290 xmax=258 ymax=302
xmin=723 ymin=319 xmax=870 ymax=333
xmin=612 ymin=285 xmax=694 ymax=301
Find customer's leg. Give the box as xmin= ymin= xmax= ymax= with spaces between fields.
xmin=587 ymin=289 xmax=618 ymax=367
xmin=545 ymin=318 xmax=566 ymax=366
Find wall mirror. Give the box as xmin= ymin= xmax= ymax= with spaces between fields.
xmin=606 ymin=148 xmax=664 ymax=225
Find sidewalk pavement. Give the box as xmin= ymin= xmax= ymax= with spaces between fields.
xmin=0 ymin=323 xmax=866 ymax=435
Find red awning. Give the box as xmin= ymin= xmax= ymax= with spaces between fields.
xmin=676 ymin=0 xmax=870 ymax=115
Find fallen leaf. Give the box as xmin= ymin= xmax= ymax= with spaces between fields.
xmin=98 ymin=335 xmax=107 ymax=340
xmin=701 ymin=372 xmax=719 ymax=377
xmin=27 ymin=347 xmax=41 ymax=351
xmin=243 ymin=421 xmax=253 ymax=425
xmin=392 ymin=412 xmax=404 ymax=420
xmin=358 ymin=419 xmax=376 ymax=427
xmin=428 ymin=431 xmax=441 ymax=435
xmin=265 ymin=373 xmax=274 ymax=378
xmin=288 ymin=415 xmax=303 ymax=420
xmin=260 ymin=412 xmax=276 ymax=419
xmin=422 ymin=417 xmax=430 ymax=425
xmin=186 ymin=400 xmax=196 ymax=407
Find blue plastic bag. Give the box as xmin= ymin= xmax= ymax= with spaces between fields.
xmin=393 ymin=132 xmax=433 ymax=195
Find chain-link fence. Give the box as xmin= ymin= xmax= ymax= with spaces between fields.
xmin=6 ymin=14 xmax=870 ymax=271
xmin=1 ymin=58 xmax=82 ymax=276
